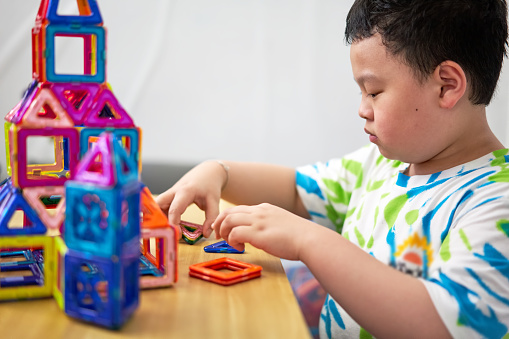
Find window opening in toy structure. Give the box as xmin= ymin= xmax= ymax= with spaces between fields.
xmin=38 ymin=194 xmax=62 ymax=217
xmin=63 ymin=89 xmax=89 ymax=110
xmin=76 ymin=263 xmax=109 ymax=308
xmin=56 ymin=0 xmax=93 ymax=16
xmin=98 ymin=103 xmax=121 ymax=120
xmin=7 ymin=210 xmax=25 ymax=230
xmin=140 ymin=236 xmax=164 ymax=271
xmin=0 ymin=249 xmax=44 ymax=287
xmin=55 ymin=36 xmax=86 ymax=76
xmin=38 ymin=103 xmax=57 ymax=119
xmin=26 ymin=135 xmax=68 ymax=179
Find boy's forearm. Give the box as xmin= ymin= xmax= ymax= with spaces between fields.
xmin=299 ymin=226 xmax=451 ymax=338
xmin=220 ymin=161 xmax=309 ymax=218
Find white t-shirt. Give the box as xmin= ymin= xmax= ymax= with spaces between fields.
xmin=296 ymin=144 xmax=509 ymax=338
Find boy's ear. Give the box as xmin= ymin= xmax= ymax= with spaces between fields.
xmin=434 ymin=61 xmax=467 ymax=109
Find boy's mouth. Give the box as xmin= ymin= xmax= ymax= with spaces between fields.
xmin=364 ymin=128 xmax=378 ymax=143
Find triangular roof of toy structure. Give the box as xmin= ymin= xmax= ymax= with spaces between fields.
xmin=83 ymin=85 xmax=135 ymax=128
xmin=36 ymin=0 xmax=103 ymax=26
xmin=51 ymin=82 xmax=101 ymax=126
xmin=73 ymin=132 xmax=139 ymax=187
xmin=0 ymin=179 xmax=47 ymax=236
xmin=6 ymin=84 xmax=74 ymax=128
xmin=140 ymin=186 xmax=171 ymax=229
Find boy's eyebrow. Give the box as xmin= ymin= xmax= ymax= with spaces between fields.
xmin=354 ymin=73 xmax=379 ymax=85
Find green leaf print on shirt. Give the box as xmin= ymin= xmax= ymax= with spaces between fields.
xmin=384 ymin=194 xmax=408 ymax=229
xmin=342 ymin=158 xmax=364 ymax=189
xmin=323 ymin=178 xmax=351 ymax=204
xmin=325 ymin=204 xmax=346 ymax=233
xmin=489 ymin=149 xmax=509 ymax=182
xmin=405 ymin=210 xmax=419 ymax=225
xmin=354 ymin=227 xmax=366 ymax=248
xmin=496 ymin=219 xmax=509 ymax=237
xmin=440 ymin=234 xmax=451 ymax=261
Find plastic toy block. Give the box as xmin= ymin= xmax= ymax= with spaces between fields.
xmin=0 ymin=249 xmax=43 ymax=287
xmin=0 ymin=186 xmax=47 ymax=236
xmin=32 ymin=22 xmax=46 ymax=82
xmin=51 ymin=83 xmax=101 ymax=126
xmin=74 ymin=132 xmax=139 ymax=187
xmin=23 ymin=186 xmax=65 ymax=231
xmin=189 ymin=257 xmax=262 ymax=286
xmin=204 ymin=240 xmax=244 ymax=254
xmin=83 ymin=86 xmax=135 ymax=128
xmin=46 ymin=0 xmax=103 ymax=26
xmin=12 ymin=128 xmax=67 ymax=179
xmin=45 ymin=24 xmax=106 ymax=83
xmin=140 ymin=227 xmax=178 ymax=289
xmin=53 ymin=235 xmax=67 ymax=310
xmin=64 ymin=180 xmax=140 ymax=258
xmin=180 ymin=221 xmax=203 ymax=244
xmin=0 ymin=235 xmax=55 ymax=300
xmin=80 ymin=128 xmax=140 ymax=170
xmin=4 ymin=122 xmax=13 ymax=176
xmin=8 ymin=87 xmax=74 ymax=128
xmin=5 ymin=80 xmax=39 ymax=124
xmin=14 ymin=127 xmax=79 ymax=188
xmin=64 ymin=249 xmax=139 ymax=329
xmin=140 ymin=186 xmax=173 ymax=229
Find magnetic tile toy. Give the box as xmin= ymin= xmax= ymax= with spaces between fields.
xmin=180 ymin=221 xmax=203 ymax=245
xmin=189 ymin=257 xmax=262 ymax=286
xmin=204 ymin=240 xmax=244 ymax=254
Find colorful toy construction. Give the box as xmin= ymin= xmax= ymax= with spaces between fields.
xmin=0 ymin=0 xmax=179 ymax=329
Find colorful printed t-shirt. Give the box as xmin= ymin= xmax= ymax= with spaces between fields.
xmin=296 ymin=144 xmax=509 ymax=339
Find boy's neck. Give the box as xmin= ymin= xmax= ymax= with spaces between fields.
xmin=407 ymin=107 xmax=504 ymax=176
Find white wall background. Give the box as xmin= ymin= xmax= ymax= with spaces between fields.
xmin=0 ymin=0 xmax=508 ymax=182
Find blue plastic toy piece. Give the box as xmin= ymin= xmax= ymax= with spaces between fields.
xmin=80 ymin=128 xmax=140 ymax=170
xmin=45 ymin=25 xmax=106 ymax=83
xmin=64 ymin=181 xmax=140 ymax=258
xmin=64 ymin=249 xmax=139 ymax=329
xmin=0 ymin=250 xmax=44 ymax=287
xmin=0 ymin=185 xmax=47 ymax=236
xmin=204 ymin=240 xmax=245 ymax=254
xmin=46 ymin=0 xmax=103 ymax=26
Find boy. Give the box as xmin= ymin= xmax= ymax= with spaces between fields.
xmin=157 ymin=0 xmax=509 ymax=337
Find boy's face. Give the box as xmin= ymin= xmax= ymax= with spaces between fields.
xmin=350 ymin=34 xmax=454 ymax=165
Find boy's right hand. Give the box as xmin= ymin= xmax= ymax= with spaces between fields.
xmin=155 ymin=161 xmax=228 ymax=238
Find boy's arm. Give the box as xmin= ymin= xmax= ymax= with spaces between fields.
xmin=301 ymin=226 xmax=451 ymax=338
xmin=213 ymin=204 xmax=451 ymax=339
xmin=221 ymin=161 xmax=310 ymax=218
xmin=156 ymin=160 xmax=309 ymax=237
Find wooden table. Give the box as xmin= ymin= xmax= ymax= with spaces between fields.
xmin=0 ymin=204 xmax=311 ymax=339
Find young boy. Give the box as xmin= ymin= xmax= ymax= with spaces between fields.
xmin=157 ymin=0 xmax=509 ymax=337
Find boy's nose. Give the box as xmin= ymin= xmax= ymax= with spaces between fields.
xmin=358 ymin=100 xmax=373 ymax=120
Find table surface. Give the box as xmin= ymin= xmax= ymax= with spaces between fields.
xmin=0 ymin=203 xmax=311 ymax=339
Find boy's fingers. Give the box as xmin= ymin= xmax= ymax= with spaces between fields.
xmin=166 ymin=193 xmax=193 ymax=227
xmin=227 ymin=226 xmax=252 ymax=252
xmin=155 ymin=189 xmax=175 ymax=214
xmin=202 ymin=197 xmax=220 ymax=238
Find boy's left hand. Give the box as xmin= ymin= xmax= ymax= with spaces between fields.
xmin=212 ymin=203 xmax=317 ymax=260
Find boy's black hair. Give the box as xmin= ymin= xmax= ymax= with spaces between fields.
xmin=345 ymin=0 xmax=508 ymax=105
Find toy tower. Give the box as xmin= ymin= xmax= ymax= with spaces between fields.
xmin=63 ymin=132 xmax=141 ymax=328
xmin=0 ymin=0 xmax=179 ymax=329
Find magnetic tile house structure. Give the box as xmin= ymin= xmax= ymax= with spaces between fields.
xmin=0 ymin=0 xmax=178 ymax=329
